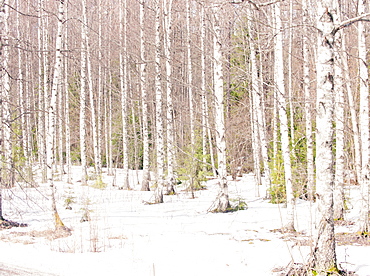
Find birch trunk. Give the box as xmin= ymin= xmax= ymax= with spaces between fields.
xmin=248 ymin=6 xmax=271 ymax=193
xmin=274 ymin=2 xmax=295 ymax=231
xmin=186 ymin=0 xmax=195 ymax=149
xmin=200 ymin=2 xmax=207 ymax=170
xmin=288 ymin=0 xmax=295 ymax=153
xmin=163 ymin=0 xmax=175 ymax=194
xmin=80 ymin=0 xmax=88 ymax=185
xmin=333 ymin=0 xmax=345 ymax=221
xmin=97 ymin=0 xmax=103 ymax=180
xmin=47 ymin=0 xmax=66 ymax=229
xmin=302 ymin=0 xmax=315 ymax=201
xmin=311 ymin=0 xmax=337 ymax=272
xmin=154 ymin=0 xmax=165 ymax=203
xmin=64 ymin=2 xmax=71 ymax=184
xmin=84 ymin=1 xmax=101 ymax=178
xmin=16 ymin=0 xmax=28 ymax=163
xmin=42 ymin=0 xmax=49 ymax=183
xmin=358 ymin=0 xmax=370 ymax=233
xmin=211 ymin=5 xmax=229 ymax=212
xmin=1 ymin=0 xmax=12 ymax=188
xmin=120 ymin=0 xmax=130 ymax=190
xmin=140 ymin=0 xmax=150 ymax=191
xmin=37 ymin=0 xmax=45 ymax=182
xmin=0 ymin=0 xmax=6 ymax=217
xmin=343 ymin=35 xmax=361 ymax=186
xmin=250 ymin=91 xmax=261 ymax=196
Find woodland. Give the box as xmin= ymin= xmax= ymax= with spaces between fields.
xmin=1 ymin=0 xmax=370 ymax=275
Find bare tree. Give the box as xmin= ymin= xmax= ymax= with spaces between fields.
xmin=46 ymin=0 xmax=67 ymax=229
xmin=80 ymin=0 xmax=88 ymax=186
xmin=140 ymin=0 xmax=151 ymax=191
xmin=358 ymin=0 xmax=370 ymax=233
xmin=163 ymin=0 xmax=176 ymax=194
xmin=154 ymin=0 xmax=165 ymax=204
xmin=311 ymin=0 xmax=337 ymax=272
xmin=210 ymin=3 xmax=229 ymax=212
xmin=120 ymin=0 xmax=130 ymax=190
xmin=274 ymin=2 xmax=295 ymax=231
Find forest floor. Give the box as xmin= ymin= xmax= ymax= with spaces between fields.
xmin=0 ymin=166 xmax=369 ymax=276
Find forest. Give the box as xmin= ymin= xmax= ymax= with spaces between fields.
xmin=0 ymin=0 xmax=370 ymax=275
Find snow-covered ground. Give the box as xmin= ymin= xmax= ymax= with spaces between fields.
xmin=0 ymin=167 xmax=369 ymax=276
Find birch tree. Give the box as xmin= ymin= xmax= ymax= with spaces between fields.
xmin=82 ymin=0 xmax=101 ymax=179
xmin=163 ymin=0 xmax=176 ymax=194
xmin=0 ymin=0 xmax=7 ymax=219
xmin=41 ymin=0 xmax=50 ymax=183
xmin=0 ymin=0 xmax=12 ymax=188
xmin=311 ymin=0 xmax=337 ymax=272
xmin=64 ymin=2 xmax=72 ymax=184
xmin=120 ymin=0 xmax=130 ymax=190
xmin=358 ymin=0 xmax=370 ymax=233
xmin=333 ymin=0 xmax=345 ymax=221
xmin=302 ymin=0 xmax=315 ymax=202
xmin=154 ymin=0 xmax=165 ymax=203
xmin=46 ymin=0 xmax=66 ymax=229
xmin=274 ymin=2 xmax=295 ymax=231
xmin=210 ymin=3 xmax=229 ymax=212
xmin=140 ymin=0 xmax=151 ymax=191
xmin=80 ymin=0 xmax=88 ymax=186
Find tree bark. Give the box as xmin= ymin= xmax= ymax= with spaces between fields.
xmin=80 ymin=0 xmax=88 ymax=185
xmin=164 ymin=0 xmax=176 ymax=194
xmin=333 ymin=0 xmax=345 ymax=221
xmin=154 ymin=0 xmax=165 ymax=203
xmin=358 ymin=0 xmax=370 ymax=233
xmin=302 ymin=0 xmax=315 ymax=202
xmin=120 ymin=0 xmax=130 ymax=190
xmin=47 ymin=0 xmax=66 ymax=229
xmin=140 ymin=0 xmax=150 ymax=191
xmin=311 ymin=0 xmax=337 ymax=272
xmin=211 ymin=4 xmax=229 ymax=212
xmin=274 ymin=2 xmax=295 ymax=231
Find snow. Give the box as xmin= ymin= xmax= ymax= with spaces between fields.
xmin=0 ymin=167 xmax=369 ymax=276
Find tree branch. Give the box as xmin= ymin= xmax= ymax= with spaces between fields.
xmin=230 ymin=0 xmax=283 ymax=10
xmin=333 ymin=13 xmax=370 ymax=34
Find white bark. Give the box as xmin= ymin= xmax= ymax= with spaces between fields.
xmin=46 ymin=0 xmax=64 ymax=182
xmin=140 ymin=0 xmax=150 ymax=191
xmin=163 ymin=0 xmax=176 ymax=194
xmin=248 ymin=8 xmax=261 ymax=194
xmin=302 ymin=0 xmax=315 ymax=201
xmin=248 ymin=6 xmax=271 ymax=193
xmin=64 ymin=2 xmax=71 ymax=184
xmin=154 ymin=0 xmax=165 ymax=203
xmin=1 ymin=0 xmax=12 ymax=187
xmin=80 ymin=0 xmax=88 ymax=185
xmin=250 ymin=90 xmax=261 ymax=196
xmin=16 ymin=0 xmax=28 ymax=163
xmin=120 ymin=0 xmax=130 ymax=189
xmin=274 ymin=2 xmax=295 ymax=231
xmin=211 ymin=5 xmax=229 ymax=212
xmin=358 ymin=0 xmax=370 ymax=233
xmin=312 ymin=0 xmax=337 ymax=271
xmin=97 ymin=0 xmax=103 ymax=180
xmin=200 ymin=2 xmax=207 ymax=170
xmin=37 ymin=0 xmax=46 ymax=182
xmin=343 ymin=35 xmax=361 ymax=186
xmin=42 ymin=0 xmax=49 ymax=183
xmin=47 ymin=0 xmax=66 ymax=229
xmin=84 ymin=1 xmax=101 ymax=178
xmin=288 ymin=0 xmax=295 ymax=152
xmin=333 ymin=0 xmax=345 ymax=221
xmin=186 ymin=0 xmax=195 ymax=149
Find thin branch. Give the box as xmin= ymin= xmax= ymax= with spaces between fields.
xmin=333 ymin=13 xmax=370 ymax=34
